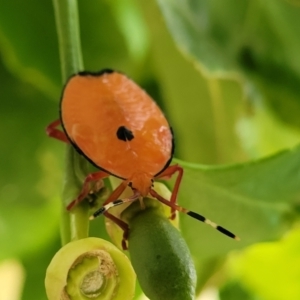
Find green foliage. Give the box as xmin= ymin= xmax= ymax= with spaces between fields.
xmin=232 ymin=230 xmax=300 ymax=300
xmin=0 ymin=0 xmax=300 ymax=299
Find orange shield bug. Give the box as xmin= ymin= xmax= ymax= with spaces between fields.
xmin=47 ymin=69 xmax=239 ymax=249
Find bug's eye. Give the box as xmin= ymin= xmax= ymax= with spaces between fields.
xmin=116 ymin=126 xmax=134 ymax=142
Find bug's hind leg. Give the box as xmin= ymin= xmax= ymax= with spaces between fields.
xmin=46 ymin=119 xmax=70 ymax=143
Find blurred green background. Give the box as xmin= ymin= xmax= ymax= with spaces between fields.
xmin=1 ymin=0 xmax=300 ymax=299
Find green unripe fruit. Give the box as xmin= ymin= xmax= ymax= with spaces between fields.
xmin=125 ymin=200 xmax=197 ymax=300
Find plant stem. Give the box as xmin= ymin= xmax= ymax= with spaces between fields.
xmin=52 ymin=0 xmax=89 ymax=245
xmin=52 ymin=0 xmax=83 ymax=78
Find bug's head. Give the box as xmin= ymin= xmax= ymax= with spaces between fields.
xmin=129 ymin=172 xmax=153 ymax=197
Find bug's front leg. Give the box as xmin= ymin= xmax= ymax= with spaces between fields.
xmin=67 ymin=171 xmax=110 ymax=210
xmin=46 ymin=119 xmax=69 ymax=143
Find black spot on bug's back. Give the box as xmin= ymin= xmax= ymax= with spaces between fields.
xmin=116 ymin=126 xmax=134 ymax=142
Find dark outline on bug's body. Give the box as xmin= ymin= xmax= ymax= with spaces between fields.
xmin=59 ymin=69 xmax=175 ymax=180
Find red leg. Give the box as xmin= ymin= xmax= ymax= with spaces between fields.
xmin=150 ymin=188 xmax=179 ymax=212
xmin=155 ymin=164 xmax=183 ymax=219
xmin=104 ymin=211 xmax=130 ymax=250
xmin=101 ymin=180 xmax=131 ymax=249
xmin=89 ymin=180 xmax=131 ymax=250
xmin=46 ymin=119 xmax=69 ymax=143
xmin=67 ymin=170 xmax=110 ymax=210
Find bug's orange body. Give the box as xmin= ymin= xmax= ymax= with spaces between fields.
xmin=47 ymin=69 xmax=238 ymax=249
xmin=61 ymin=70 xmax=173 ymax=197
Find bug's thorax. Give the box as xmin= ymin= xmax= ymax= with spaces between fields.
xmin=129 ymin=172 xmax=153 ymax=197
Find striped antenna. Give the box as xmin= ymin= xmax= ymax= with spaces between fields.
xmin=90 ymin=191 xmax=240 ymax=241
xmin=186 ymin=211 xmax=240 ymax=240
xmin=149 ymin=189 xmax=240 ymax=241
xmin=90 ymin=197 xmax=138 ymax=220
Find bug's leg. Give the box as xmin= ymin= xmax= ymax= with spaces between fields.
xmin=46 ymin=119 xmax=69 ymax=143
xmin=90 ymin=189 xmax=139 ymax=250
xmin=149 ymin=188 xmax=240 ymax=241
xmin=155 ymin=164 xmax=183 ymax=219
xmin=103 ymin=212 xmax=130 ymax=250
xmin=84 ymin=178 xmax=129 ymax=214
xmin=67 ymin=171 xmax=110 ymax=210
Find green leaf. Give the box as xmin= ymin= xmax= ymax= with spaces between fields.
xmin=138 ymin=0 xmax=300 ymax=164
xmin=237 ymin=100 xmax=300 ymax=159
xmin=153 ymin=0 xmax=300 ymax=129
xmin=155 ymin=0 xmax=239 ymax=75
xmin=172 ymin=145 xmax=300 ymax=288
xmin=234 ymin=229 xmax=300 ymax=300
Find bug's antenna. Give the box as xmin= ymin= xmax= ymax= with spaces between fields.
xmin=90 ymin=194 xmax=139 ymax=220
xmin=186 ymin=210 xmax=240 ymax=240
xmin=90 ymin=190 xmax=240 ymax=241
xmin=149 ymin=189 xmax=240 ymax=241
